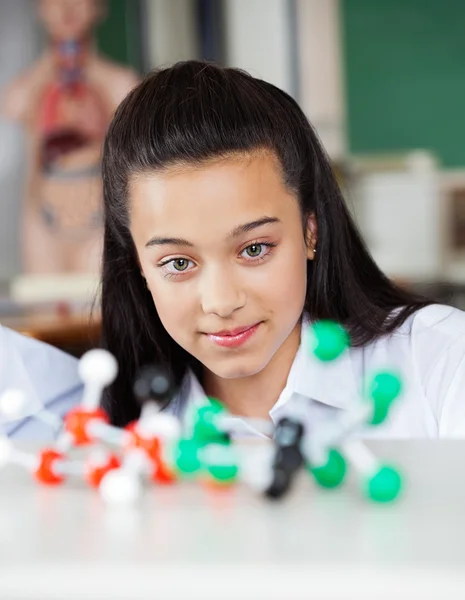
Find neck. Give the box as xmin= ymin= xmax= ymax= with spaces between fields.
xmin=49 ymin=36 xmax=96 ymax=65
xmin=202 ymin=320 xmax=302 ymax=419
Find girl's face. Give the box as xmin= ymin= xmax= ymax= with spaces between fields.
xmin=129 ymin=152 xmax=315 ymax=381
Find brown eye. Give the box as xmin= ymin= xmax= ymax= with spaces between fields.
xmin=245 ymin=244 xmax=262 ymax=258
xmin=173 ymin=258 xmax=189 ymax=271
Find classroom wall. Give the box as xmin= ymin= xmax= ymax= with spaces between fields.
xmin=341 ymin=0 xmax=465 ymax=169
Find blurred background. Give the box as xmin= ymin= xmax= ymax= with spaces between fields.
xmin=0 ymin=0 xmax=464 ymax=355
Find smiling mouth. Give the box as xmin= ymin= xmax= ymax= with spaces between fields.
xmin=205 ymin=322 xmax=262 ymax=348
xmin=210 ymin=324 xmax=258 ymax=337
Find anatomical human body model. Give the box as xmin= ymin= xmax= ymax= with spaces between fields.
xmin=2 ymin=0 xmax=138 ymax=274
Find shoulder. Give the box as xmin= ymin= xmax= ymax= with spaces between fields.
xmin=2 ymin=73 xmax=31 ymax=121
xmin=365 ymin=304 xmax=465 ymax=388
xmin=2 ymin=56 xmax=53 ymax=122
xmin=0 ymin=324 xmax=82 ymax=390
xmin=352 ymin=304 xmax=464 ymax=361
xmin=404 ymin=303 xmax=465 ymax=336
xmin=1 ymin=325 xmax=76 ymax=364
xmin=385 ymin=305 xmax=465 ymax=436
xmin=408 ymin=305 xmax=465 ymax=436
xmin=342 ymin=305 xmax=465 ymax=438
xmin=392 ymin=304 xmax=465 ymax=365
xmin=0 ymin=325 xmax=82 ymax=435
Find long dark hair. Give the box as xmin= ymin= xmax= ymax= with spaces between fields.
xmin=100 ymin=60 xmax=432 ymax=426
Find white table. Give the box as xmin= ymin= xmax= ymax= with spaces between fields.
xmin=0 ymin=441 xmax=464 ymax=599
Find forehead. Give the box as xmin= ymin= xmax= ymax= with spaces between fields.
xmin=129 ymin=152 xmax=297 ymax=238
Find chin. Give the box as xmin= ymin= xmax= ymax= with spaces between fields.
xmin=208 ymin=356 xmax=267 ymax=380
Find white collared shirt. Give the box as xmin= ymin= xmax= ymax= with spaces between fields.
xmin=0 ymin=325 xmax=83 ymax=439
xmin=170 ymin=304 xmax=465 ymax=439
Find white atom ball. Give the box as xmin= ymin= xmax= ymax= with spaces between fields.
xmin=79 ymin=349 xmax=118 ymax=387
xmin=0 ymin=389 xmax=26 ymax=417
xmin=99 ymin=470 xmax=142 ymax=505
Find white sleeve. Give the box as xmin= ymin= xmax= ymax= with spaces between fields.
xmin=0 ymin=325 xmax=82 ymax=427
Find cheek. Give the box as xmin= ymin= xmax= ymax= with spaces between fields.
xmin=146 ymin=276 xmax=196 ymax=341
xmin=255 ymin=244 xmax=307 ymax=308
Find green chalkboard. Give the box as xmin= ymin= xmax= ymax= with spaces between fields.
xmin=341 ymin=0 xmax=465 ymax=167
xmin=96 ymin=0 xmax=143 ymax=72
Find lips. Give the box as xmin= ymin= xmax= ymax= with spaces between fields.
xmin=210 ymin=325 xmax=256 ymax=337
xmin=205 ymin=322 xmax=261 ymax=348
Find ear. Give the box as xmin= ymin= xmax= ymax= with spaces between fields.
xmin=305 ymin=213 xmax=318 ymax=260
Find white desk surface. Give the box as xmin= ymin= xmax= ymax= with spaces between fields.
xmin=0 ymin=440 xmax=464 ymax=600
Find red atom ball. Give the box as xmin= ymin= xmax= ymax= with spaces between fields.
xmin=64 ymin=407 xmax=109 ymax=445
xmin=34 ymin=449 xmax=65 ymax=485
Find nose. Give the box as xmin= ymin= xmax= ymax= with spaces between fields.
xmin=199 ymin=265 xmax=246 ymax=318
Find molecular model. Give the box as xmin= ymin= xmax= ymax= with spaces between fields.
xmin=0 ymin=321 xmax=403 ymax=505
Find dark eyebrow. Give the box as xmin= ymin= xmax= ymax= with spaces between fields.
xmin=145 ymin=236 xmax=194 ymax=248
xmin=229 ymin=216 xmax=281 ymax=239
xmin=145 ymin=216 xmax=280 ymax=248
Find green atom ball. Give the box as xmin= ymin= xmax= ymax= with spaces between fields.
xmin=202 ymin=444 xmax=238 ymax=483
xmin=207 ymin=463 xmax=239 ymax=483
xmin=193 ymin=398 xmax=230 ymax=445
xmin=369 ymin=372 xmax=402 ymax=425
xmin=370 ymin=372 xmax=402 ymax=403
xmin=193 ymin=408 xmax=222 ymax=443
xmin=206 ymin=397 xmax=225 ymax=414
xmin=309 ymin=449 xmax=347 ymax=489
xmin=310 ymin=321 xmax=349 ymax=362
xmin=366 ymin=465 xmax=402 ymax=503
xmin=175 ymin=439 xmax=202 ymax=475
